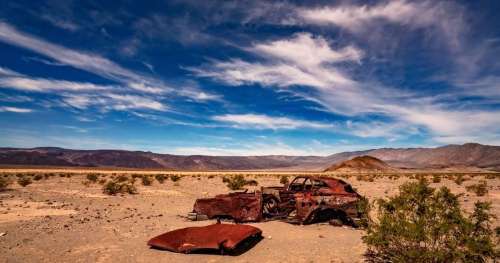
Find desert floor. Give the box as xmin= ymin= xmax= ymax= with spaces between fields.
xmin=0 ymin=171 xmax=499 ymax=263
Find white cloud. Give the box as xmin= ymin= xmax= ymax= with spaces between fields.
xmin=252 ymin=32 xmax=363 ymax=66
xmin=213 ymin=114 xmax=333 ymax=130
xmin=0 ymin=67 xmax=22 ymax=77
xmin=190 ymin=30 xmax=500 ymax=143
xmin=40 ymin=14 xmax=80 ymax=32
xmin=299 ymin=1 xmax=426 ymax=30
xmin=61 ymin=93 xmax=167 ymax=111
xmin=297 ymin=0 xmax=464 ymax=49
xmin=0 ymin=22 xmax=183 ymax=96
xmin=0 ymin=106 xmax=32 ymax=113
xmin=0 ymin=77 xmax=110 ymax=92
xmin=190 ymin=33 xmax=359 ymax=94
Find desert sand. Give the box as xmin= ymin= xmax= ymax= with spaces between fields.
xmin=0 ymin=171 xmax=499 ymax=263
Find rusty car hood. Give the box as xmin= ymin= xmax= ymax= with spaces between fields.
xmin=147 ymin=223 xmax=262 ymax=254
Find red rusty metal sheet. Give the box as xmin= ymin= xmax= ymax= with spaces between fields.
xmin=193 ymin=192 xmax=263 ymax=222
xmin=147 ymin=223 xmax=262 ymax=254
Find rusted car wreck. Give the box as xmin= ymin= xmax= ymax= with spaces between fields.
xmin=190 ymin=176 xmax=366 ymax=226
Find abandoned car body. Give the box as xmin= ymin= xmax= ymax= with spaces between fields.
xmin=191 ymin=176 xmax=366 ymax=226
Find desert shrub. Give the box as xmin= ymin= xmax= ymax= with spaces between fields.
xmin=98 ymin=179 xmax=107 ymax=185
xmin=432 ymin=174 xmax=441 ymax=183
xmin=208 ymin=175 xmax=215 ymax=179
xmin=245 ymin=179 xmax=258 ymax=186
xmin=280 ymin=175 xmax=289 ymax=185
xmin=363 ymin=179 xmax=499 ymax=262
xmin=141 ymin=175 xmax=152 ymax=186
xmin=17 ymin=176 xmax=32 ymax=187
xmin=170 ymin=175 xmax=181 ymax=182
xmin=0 ymin=177 xmax=11 ymax=191
xmin=224 ymin=175 xmax=247 ymax=190
xmin=223 ymin=175 xmax=257 ymax=190
xmin=33 ymin=174 xmax=43 ymax=181
xmin=102 ymin=181 xmax=137 ymax=195
xmin=155 ymin=174 xmax=166 ymax=184
xmin=115 ymin=174 xmax=129 ymax=183
xmin=355 ymin=196 xmax=372 ymax=228
xmin=485 ymin=174 xmax=497 ymax=180
xmin=86 ymin=174 xmax=99 ymax=183
xmin=454 ymin=174 xmax=465 ymax=185
xmin=465 ymin=180 xmax=488 ymax=197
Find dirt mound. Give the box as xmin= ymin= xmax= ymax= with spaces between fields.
xmin=325 ymin=155 xmax=395 ymax=173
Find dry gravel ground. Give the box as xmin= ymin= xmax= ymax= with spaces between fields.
xmin=0 ymin=171 xmax=499 ymax=263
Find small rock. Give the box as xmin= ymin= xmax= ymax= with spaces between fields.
xmin=267 ymin=235 xmax=272 ymax=239
xmin=0 ymin=232 xmax=6 ymax=237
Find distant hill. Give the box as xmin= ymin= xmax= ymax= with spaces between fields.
xmin=324 ymin=156 xmax=395 ymax=173
xmin=0 ymin=143 xmax=499 ymax=171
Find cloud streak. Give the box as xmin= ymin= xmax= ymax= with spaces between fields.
xmin=190 ymin=28 xmax=500 ymax=143
xmin=0 ymin=106 xmax=32 ymax=113
xmin=0 ymin=22 xmax=179 ymax=95
xmin=213 ymin=114 xmax=333 ymax=130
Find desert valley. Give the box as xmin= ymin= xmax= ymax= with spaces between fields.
xmin=0 ymin=143 xmax=499 ymax=262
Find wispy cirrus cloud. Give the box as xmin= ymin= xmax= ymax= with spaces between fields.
xmin=0 ymin=106 xmax=32 ymax=113
xmin=213 ymin=113 xmax=333 ymax=130
xmin=0 ymin=22 xmax=166 ymax=93
xmin=297 ymin=0 xmax=465 ymax=49
xmin=0 ymin=69 xmax=167 ymax=112
xmin=0 ymin=76 xmax=109 ymax=92
xmin=0 ymin=22 xmax=220 ymax=114
xmin=190 ymin=28 xmax=500 ymax=143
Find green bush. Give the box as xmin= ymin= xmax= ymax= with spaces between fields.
xmin=280 ymin=175 xmax=289 ymax=185
xmin=141 ymin=175 xmax=152 ymax=186
xmin=115 ymin=175 xmax=129 ymax=183
xmin=155 ymin=174 xmax=166 ymax=184
xmin=0 ymin=177 xmax=11 ymax=191
xmin=454 ymin=174 xmax=465 ymax=185
xmin=432 ymin=174 xmax=441 ymax=183
xmin=223 ymin=175 xmax=257 ymax=190
xmin=86 ymin=174 xmax=99 ymax=183
xmin=102 ymin=181 xmax=137 ymax=195
xmin=33 ymin=174 xmax=43 ymax=181
xmin=170 ymin=175 xmax=181 ymax=182
xmin=363 ymin=179 xmax=498 ymax=262
xmin=17 ymin=176 xmax=32 ymax=187
xmin=465 ymin=180 xmax=488 ymax=197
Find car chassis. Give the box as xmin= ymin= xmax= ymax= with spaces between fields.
xmin=190 ymin=176 xmax=366 ymax=226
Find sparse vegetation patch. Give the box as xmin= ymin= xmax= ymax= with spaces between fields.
xmin=466 ymin=180 xmax=489 ymax=196
xmin=17 ymin=176 xmax=32 ymax=187
xmin=363 ymin=179 xmax=499 ymax=262
xmin=223 ymin=174 xmax=258 ymax=190
xmin=0 ymin=176 xmax=11 ymax=191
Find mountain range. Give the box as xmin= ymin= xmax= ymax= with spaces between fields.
xmin=0 ymin=143 xmax=499 ymax=171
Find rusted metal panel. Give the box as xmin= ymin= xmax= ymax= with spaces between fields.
xmin=147 ymin=223 xmax=262 ymax=254
xmin=193 ymin=192 xmax=263 ymax=222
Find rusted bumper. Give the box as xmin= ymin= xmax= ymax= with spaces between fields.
xmin=147 ymin=223 xmax=262 ymax=254
xmin=193 ymin=192 xmax=263 ymax=222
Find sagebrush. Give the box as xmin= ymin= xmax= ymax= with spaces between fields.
xmin=363 ymin=179 xmax=498 ymax=262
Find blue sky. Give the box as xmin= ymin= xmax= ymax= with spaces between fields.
xmin=1 ymin=0 xmax=500 ymax=155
